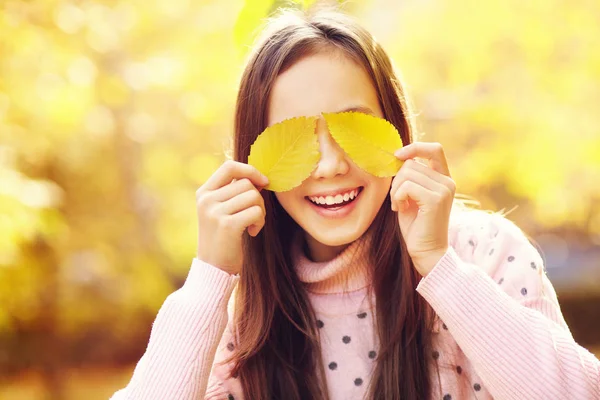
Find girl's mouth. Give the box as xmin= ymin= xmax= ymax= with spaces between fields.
xmin=305 ymin=187 xmax=364 ymax=218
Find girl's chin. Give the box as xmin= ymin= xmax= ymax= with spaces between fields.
xmin=304 ymin=225 xmax=365 ymax=248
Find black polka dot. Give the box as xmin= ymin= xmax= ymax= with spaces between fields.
xmin=530 ymin=262 xmax=537 ymax=269
xmin=456 ymin=365 xmax=462 ymax=374
xmin=474 ymin=383 xmax=481 ymax=391
xmin=357 ymin=312 xmax=367 ymax=319
xmin=316 ymin=319 xmax=324 ymax=328
xmin=342 ymin=335 xmax=351 ymax=344
xmin=521 ymin=287 xmax=528 ymax=296
xmin=498 ymin=278 xmax=504 ymax=285
xmin=328 ymin=361 xmax=338 ymax=370
xmin=442 ymin=323 xmax=448 ymax=330
xmin=468 ymin=239 xmax=475 ymax=246
xmin=354 ymin=377 xmax=363 ymax=386
xmin=226 ymin=342 xmax=234 ymax=351
xmin=432 ymin=350 xmax=440 ymax=360
xmin=508 ymin=255 xmax=515 ymax=262
xmin=489 ymin=248 xmax=495 ymax=256
xmin=443 ymin=394 xmax=452 ymax=400
xmin=368 ymin=350 xmax=377 ymax=359
xmin=228 ymin=395 xmax=234 ymax=400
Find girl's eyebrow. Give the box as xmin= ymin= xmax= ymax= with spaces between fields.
xmin=336 ymin=105 xmax=375 ymax=115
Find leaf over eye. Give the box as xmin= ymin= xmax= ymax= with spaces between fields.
xmin=323 ymin=111 xmax=404 ymax=177
xmin=247 ymin=116 xmax=320 ymax=192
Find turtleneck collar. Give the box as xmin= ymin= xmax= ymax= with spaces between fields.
xmin=291 ymin=230 xmax=373 ymax=295
xmin=290 ymin=228 xmax=442 ymax=331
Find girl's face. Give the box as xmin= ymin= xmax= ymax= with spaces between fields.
xmin=270 ymin=51 xmax=392 ymax=262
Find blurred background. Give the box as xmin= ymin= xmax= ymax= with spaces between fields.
xmin=1 ymin=0 xmax=599 ymax=398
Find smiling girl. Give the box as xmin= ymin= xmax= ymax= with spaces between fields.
xmin=110 ymin=6 xmax=600 ymax=400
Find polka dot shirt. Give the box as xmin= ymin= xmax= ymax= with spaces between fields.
xmin=112 ymin=210 xmax=599 ymax=400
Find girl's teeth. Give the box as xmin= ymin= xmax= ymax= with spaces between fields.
xmin=309 ymin=188 xmax=359 ymax=205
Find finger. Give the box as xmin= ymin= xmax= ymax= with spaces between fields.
xmin=399 ymin=159 xmax=456 ymax=193
xmin=390 ymin=165 xmax=441 ymax=212
xmin=247 ymin=219 xmax=265 ymax=237
xmin=219 ymin=189 xmax=266 ymax=216
xmin=248 ymin=224 xmax=259 ymax=237
xmin=390 ymin=162 xmax=441 ymax=199
xmin=229 ymin=205 xmax=265 ymax=236
xmin=203 ymin=160 xmax=269 ymax=192
xmin=394 ymin=142 xmax=451 ymax=176
xmin=210 ymin=178 xmax=257 ymax=203
xmin=392 ymin=180 xmax=438 ymax=212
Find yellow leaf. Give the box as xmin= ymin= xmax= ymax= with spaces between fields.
xmin=248 ymin=116 xmax=320 ymax=192
xmin=323 ymin=111 xmax=404 ymax=177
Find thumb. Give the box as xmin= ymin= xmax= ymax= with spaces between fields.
xmin=397 ymin=199 xmax=410 ymax=212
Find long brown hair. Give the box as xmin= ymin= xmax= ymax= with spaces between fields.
xmin=227 ymin=5 xmax=437 ymax=399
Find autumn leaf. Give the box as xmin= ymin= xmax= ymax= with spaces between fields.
xmin=248 ymin=116 xmax=320 ymax=192
xmin=323 ymin=111 xmax=404 ymax=177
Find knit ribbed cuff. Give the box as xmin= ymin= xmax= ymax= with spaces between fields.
xmin=183 ymin=258 xmax=240 ymax=300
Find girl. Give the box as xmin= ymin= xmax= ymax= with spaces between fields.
xmin=111 ymin=6 xmax=600 ymax=400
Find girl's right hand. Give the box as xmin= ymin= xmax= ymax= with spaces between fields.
xmin=195 ymin=160 xmax=269 ymax=275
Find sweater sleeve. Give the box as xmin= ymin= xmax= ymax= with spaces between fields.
xmin=109 ymin=258 xmax=239 ymax=400
xmin=416 ymin=211 xmax=600 ymax=399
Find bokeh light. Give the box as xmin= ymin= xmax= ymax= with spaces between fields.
xmin=0 ymin=0 xmax=598 ymax=398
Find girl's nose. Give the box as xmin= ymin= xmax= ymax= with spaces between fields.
xmin=311 ymin=118 xmax=350 ymax=179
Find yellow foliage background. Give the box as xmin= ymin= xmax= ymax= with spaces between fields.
xmin=0 ymin=0 xmax=598 ymax=398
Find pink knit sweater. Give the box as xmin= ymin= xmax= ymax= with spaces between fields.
xmin=110 ymin=210 xmax=600 ymax=399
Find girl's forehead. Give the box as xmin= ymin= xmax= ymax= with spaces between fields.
xmin=267 ymin=53 xmax=382 ymax=126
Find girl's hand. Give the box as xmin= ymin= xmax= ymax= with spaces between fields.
xmin=390 ymin=142 xmax=456 ymax=277
xmin=195 ymin=160 xmax=269 ymax=275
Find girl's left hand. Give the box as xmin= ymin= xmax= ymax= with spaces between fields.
xmin=390 ymin=142 xmax=456 ymax=277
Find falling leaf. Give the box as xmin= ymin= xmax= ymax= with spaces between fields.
xmin=248 ymin=116 xmax=320 ymax=192
xmin=323 ymin=111 xmax=404 ymax=177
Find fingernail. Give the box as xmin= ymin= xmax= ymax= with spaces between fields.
xmin=262 ymin=175 xmax=269 ymax=184
xmin=394 ymin=148 xmax=406 ymax=158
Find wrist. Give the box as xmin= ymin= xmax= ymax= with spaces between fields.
xmin=195 ymin=254 xmax=240 ymax=276
xmin=411 ymin=247 xmax=448 ymax=277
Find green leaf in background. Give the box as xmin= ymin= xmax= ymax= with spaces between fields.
xmin=323 ymin=111 xmax=404 ymax=177
xmin=248 ymin=116 xmax=320 ymax=192
xmin=234 ymin=0 xmax=275 ymax=53
xmin=300 ymin=0 xmax=319 ymax=9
